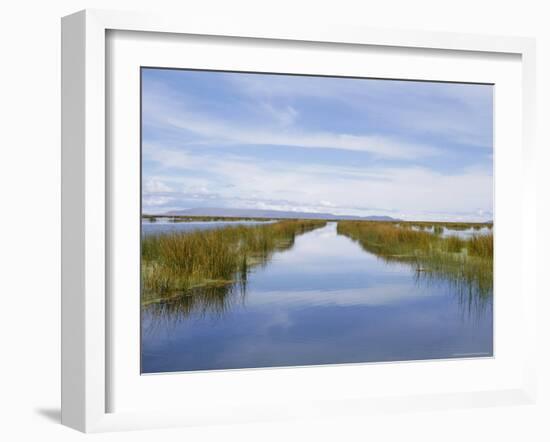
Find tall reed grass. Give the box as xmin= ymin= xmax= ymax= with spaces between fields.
xmin=337 ymin=221 xmax=493 ymax=296
xmin=141 ymin=220 xmax=326 ymax=305
xmin=402 ymin=221 xmax=492 ymax=230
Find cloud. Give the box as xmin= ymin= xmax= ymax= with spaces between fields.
xmin=141 ymin=70 xmax=493 ymax=220
xmin=164 ymin=115 xmax=438 ymax=158
xmin=143 ymin=86 xmax=439 ymax=159
xmin=229 ymin=74 xmax=493 ymax=149
xmin=142 ymin=145 xmax=492 ymax=221
xmin=259 ymin=102 xmax=299 ymax=126
xmin=143 ymin=178 xmax=173 ymax=193
xmin=142 ymin=195 xmax=175 ymax=207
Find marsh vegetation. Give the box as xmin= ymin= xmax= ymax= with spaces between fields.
xmin=142 ymin=214 xmax=279 ymax=223
xmin=142 ymin=218 xmax=493 ymax=309
xmin=141 ymin=221 xmax=494 ymax=372
xmin=141 ymin=219 xmax=326 ymax=305
xmin=337 ymin=221 xmax=493 ymax=297
xmin=400 ymin=221 xmax=492 ymax=231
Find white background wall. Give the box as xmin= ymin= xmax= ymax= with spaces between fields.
xmin=0 ymin=1 xmax=548 ymax=441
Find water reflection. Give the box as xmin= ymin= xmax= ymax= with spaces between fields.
xmin=142 ymin=222 xmax=493 ymax=373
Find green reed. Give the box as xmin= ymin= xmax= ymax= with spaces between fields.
xmin=141 ymin=220 xmax=326 ymax=305
xmin=467 ymin=234 xmax=493 ymax=258
xmin=337 ymin=221 xmax=493 ymax=297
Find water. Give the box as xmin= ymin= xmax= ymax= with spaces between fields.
xmin=141 ymin=222 xmax=493 ymax=373
xmin=410 ymin=225 xmax=492 ymax=239
xmin=440 ymin=227 xmax=492 ymax=239
xmin=142 ymin=218 xmax=275 ymax=236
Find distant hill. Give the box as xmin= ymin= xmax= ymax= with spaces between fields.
xmin=164 ymin=207 xmax=400 ymax=222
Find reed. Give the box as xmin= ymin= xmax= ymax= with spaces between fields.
xmin=445 ymin=235 xmax=465 ymax=253
xmin=401 ymin=221 xmax=492 ymax=230
xmin=337 ymin=221 xmax=493 ymax=296
xmin=141 ymin=219 xmax=326 ymax=305
xmin=468 ymin=234 xmax=493 ymax=258
xmin=170 ymin=215 xmax=274 ymax=223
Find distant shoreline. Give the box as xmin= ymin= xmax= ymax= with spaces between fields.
xmin=142 ymin=214 xmax=492 ymax=228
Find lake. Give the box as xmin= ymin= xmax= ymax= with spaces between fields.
xmin=142 ymin=218 xmax=275 ymax=236
xmin=408 ymin=224 xmax=492 ymax=239
xmin=141 ymin=222 xmax=493 ymax=373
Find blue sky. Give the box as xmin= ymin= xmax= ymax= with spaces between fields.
xmin=142 ymin=68 xmax=493 ymax=221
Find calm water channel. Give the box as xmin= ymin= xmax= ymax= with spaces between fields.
xmin=141 ymin=222 xmax=493 ymax=373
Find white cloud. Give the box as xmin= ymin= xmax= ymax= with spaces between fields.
xmin=259 ymin=102 xmax=299 ymax=126
xmin=143 ymin=89 xmax=439 ymax=159
xmin=143 ymin=178 xmax=172 ymax=193
xmin=143 ymin=145 xmax=493 ymax=221
xmin=229 ymin=74 xmax=493 ymax=149
xmin=163 ymin=113 xmax=438 ymax=158
xmin=142 ymin=195 xmax=174 ymax=207
xmin=141 ymin=73 xmax=493 ymax=220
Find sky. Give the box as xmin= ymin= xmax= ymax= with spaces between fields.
xmin=141 ymin=68 xmax=493 ymax=221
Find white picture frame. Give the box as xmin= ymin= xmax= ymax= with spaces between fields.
xmin=61 ymin=9 xmax=537 ymax=433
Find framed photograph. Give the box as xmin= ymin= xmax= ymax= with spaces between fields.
xmin=61 ymin=9 xmax=537 ymax=432
xmin=139 ymin=67 xmax=496 ymax=374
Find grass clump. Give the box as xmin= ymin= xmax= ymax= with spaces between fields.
xmin=337 ymin=221 xmax=493 ymax=296
xmin=141 ymin=220 xmax=326 ymax=305
xmin=445 ymin=235 xmax=465 ymax=253
xmin=401 ymin=221 xmax=492 ymax=231
xmin=468 ymin=234 xmax=493 ymax=258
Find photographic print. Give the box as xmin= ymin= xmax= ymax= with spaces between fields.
xmin=140 ymin=68 xmax=493 ymax=374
